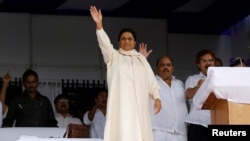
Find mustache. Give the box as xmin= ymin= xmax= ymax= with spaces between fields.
xmin=205 ymin=65 xmax=212 ymax=69
xmin=163 ymin=68 xmax=169 ymax=72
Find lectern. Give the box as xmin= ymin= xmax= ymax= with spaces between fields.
xmin=193 ymin=67 xmax=250 ymax=124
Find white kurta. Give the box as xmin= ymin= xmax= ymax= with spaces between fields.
xmin=83 ymin=109 xmax=106 ymax=139
xmin=151 ymin=75 xmax=188 ymax=141
xmin=184 ymin=72 xmax=210 ymax=127
xmin=55 ymin=113 xmax=83 ymax=128
xmin=96 ymin=28 xmax=160 ymax=141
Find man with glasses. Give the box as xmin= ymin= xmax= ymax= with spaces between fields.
xmin=184 ymin=49 xmax=215 ymax=141
xmin=54 ymin=94 xmax=83 ymax=128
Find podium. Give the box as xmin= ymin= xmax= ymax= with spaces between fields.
xmin=193 ymin=67 xmax=250 ymax=124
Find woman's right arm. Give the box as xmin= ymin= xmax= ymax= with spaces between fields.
xmin=90 ymin=6 xmax=114 ymax=63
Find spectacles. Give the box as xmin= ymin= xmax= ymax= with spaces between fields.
xmin=200 ymin=59 xmax=215 ymax=63
xmin=57 ymin=99 xmax=69 ymax=103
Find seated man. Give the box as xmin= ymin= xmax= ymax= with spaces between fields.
xmin=83 ymin=88 xmax=108 ymax=139
xmin=54 ymin=94 xmax=83 ymax=128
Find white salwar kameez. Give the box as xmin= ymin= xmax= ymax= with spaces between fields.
xmin=96 ymin=28 xmax=160 ymax=141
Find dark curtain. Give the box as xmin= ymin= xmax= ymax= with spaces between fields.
xmin=0 ymin=77 xmax=23 ymax=107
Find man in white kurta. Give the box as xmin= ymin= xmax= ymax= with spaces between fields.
xmin=151 ymin=75 xmax=188 ymax=141
xmin=184 ymin=49 xmax=215 ymax=141
xmin=150 ymin=56 xmax=188 ymax=141
xmin=83 ymin=88 xmax=107 ymax=139
xmin=83 ymin=109 xmax=106 ymax=138
xmin=55 ymin=113 xmax=83 ymax=128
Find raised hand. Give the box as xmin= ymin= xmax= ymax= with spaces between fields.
xmin=90 ymin=6 xmax=103 ymax=29
xmin=139 ymin=43 xmax=153 ymax=58
xmin=3 ymin=71 xmax=11 ymax=87
xmin=196 ymin=79 xmax=205 ymax=88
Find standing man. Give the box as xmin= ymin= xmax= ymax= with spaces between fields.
xmin=185 ymin=49 xmax=215 ymax=141
xmin=83 ymin=88 xmax=108 ymax=139
xmin=3 ymin=69 xmax=57 ymax=127
xmin=151 ymin=56 xmax=188 ymax=141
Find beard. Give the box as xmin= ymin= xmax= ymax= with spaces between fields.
xmin=25 ymin=87 xmax=37 ymax=93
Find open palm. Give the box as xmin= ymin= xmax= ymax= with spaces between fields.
xmin=90 ymin=6 xmax=102 ymax=23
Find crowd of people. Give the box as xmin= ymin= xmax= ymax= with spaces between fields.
xmin=0 ymin=5 xmax=248 ymax=141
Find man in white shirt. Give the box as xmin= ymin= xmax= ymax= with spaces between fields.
xmin=151 ymin=56 xmax=188 ymax=141
xmin=83 ymin=88 xmax=108 ymax=139
xmin=54 ymin=94 xmax=83 ymax=128
xmin=185 ymin=49 xmax=215 ymax=141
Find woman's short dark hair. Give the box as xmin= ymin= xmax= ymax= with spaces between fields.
xmin=117 ymin=28 xmax=137 ymax=41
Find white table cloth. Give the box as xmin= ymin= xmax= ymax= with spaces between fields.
xmin=193 ymin=67 xmax=250 ymax=109
xmin=0 ymin=127 xmax=103 ymax=141
xmin=16 ymin=136 xmax=103 ymax=141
